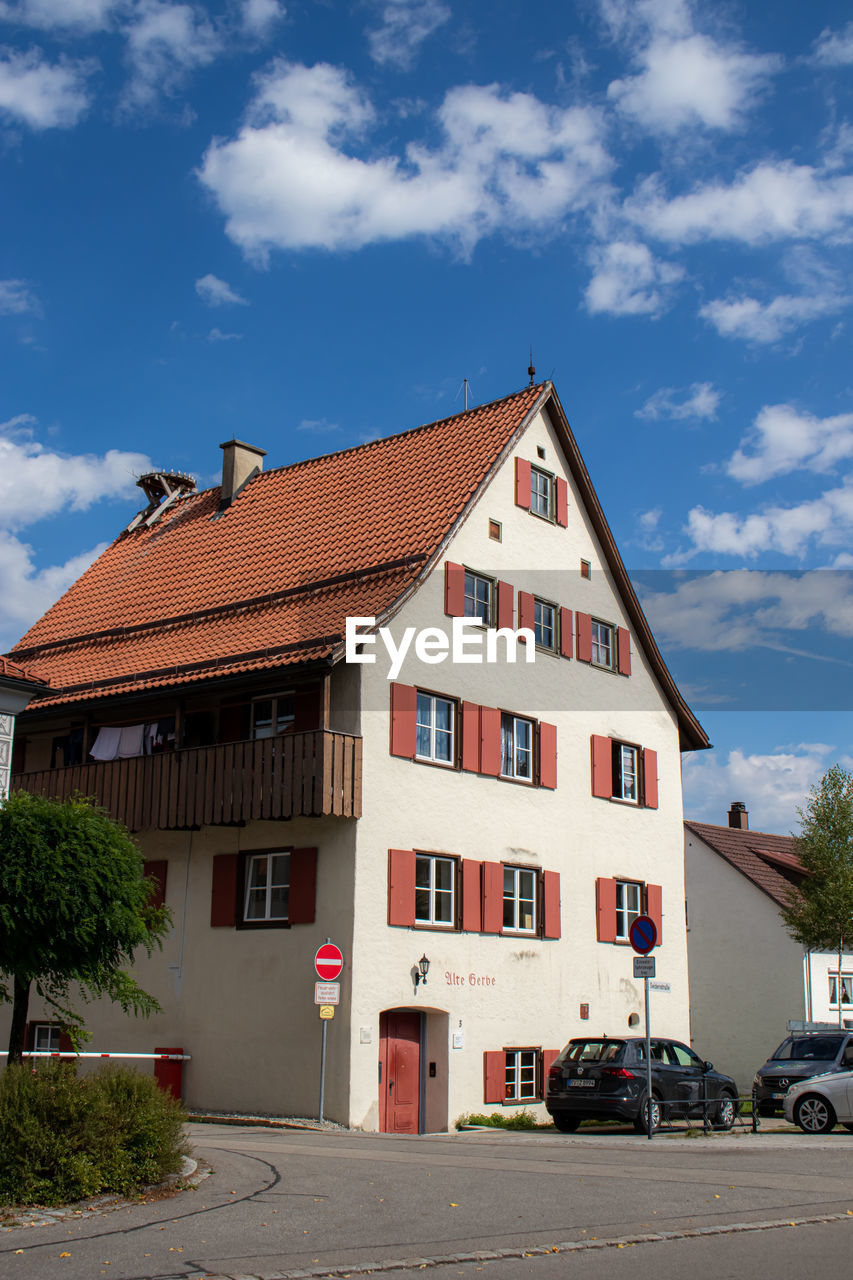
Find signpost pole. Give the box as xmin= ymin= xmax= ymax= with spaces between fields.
xmin=644 ymin=974 xmax=652 ymax=1140
xmin=628 ymin=914 xmax=658 ymax=1143
xmin=314 ymin=938 xmax=344 ymax=1124
xmin=319 ymin=1018 xmax=328 ymax=1123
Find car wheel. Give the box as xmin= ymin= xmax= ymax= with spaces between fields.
xmin=633 ymin=1095 xmax=661 ymax=1133
xmin=714 ymin=1092 xmax=738 ymax=1131
xmin=793 ymin=1094 xmax=836 ymax=1134
xmin=552 ymin=1113 xmax=580 ymax=1133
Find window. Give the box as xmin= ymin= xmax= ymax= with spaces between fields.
xmin=243 ymin=852 xmax=290 ymax=922
xmin=612 ymin=742 xmax=639 ymax=803
xmin=489 ymin=519 xmax=502 ymax=541
xmin=505 ymin=1049 xmax=538 ymax=1102
xmin=464 ymin=571 xmax=493 ymax=624
xmin=251 ymin=693 xmax=295 ymax=738
xmin=416 ymin=692 xmax=455 ymax=764
xmin=591 ymin=619 xmax=613 ymax=668
xmin=503 ymin=866 xmax=536 ymax=933
xmin=615 ymin=880 xmax=642 ymax=940
xmin=533 ymin=599 xmax=556 ymax=650
xmin=829 ymin=974 xmax=853 ymax=1006
xmin=500 ymin=713 xmax=533 ymax=781
xmin=415 ymin=854 xmax=456 ymax=927
xmin=33 ymin=1024 xmax=60 ymax=1053
xmin=530 ymin=466 xmax=553 ymax=519
xmin=580 ymin=559 xmax=591 ymax=579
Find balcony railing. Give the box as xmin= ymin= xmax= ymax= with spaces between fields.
xmin=11 ymin=730 xmax=362 ymax=830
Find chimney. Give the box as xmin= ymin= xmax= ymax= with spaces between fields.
xmin=219 ymin=439 xmax=266 ymax=507
xmin=728 ymin=801 xmax=748 ymax=830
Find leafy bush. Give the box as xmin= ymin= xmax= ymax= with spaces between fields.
xmin=0 ymin=1061 xmax=188 ymax=1206
xmin=455 ymin=1108 xmax=538 ymax=1130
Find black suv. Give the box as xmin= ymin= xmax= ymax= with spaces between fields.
xmin=753 ymin=1031 xmax=853 ymax=1115
xmin=546 ymin=1036 xmax=739 ymax=1133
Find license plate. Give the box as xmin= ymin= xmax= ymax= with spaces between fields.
xmin=569 ymin=1079 xmax=596 ymax=1087
xmin=771 ymin=1092 xmax=787 ymax=1099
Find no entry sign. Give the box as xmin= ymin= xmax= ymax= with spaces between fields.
xmin=314 ymin=942 xmax=344 ymax=981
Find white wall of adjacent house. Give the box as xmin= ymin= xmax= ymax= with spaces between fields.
xmin=683 ymin=833 xmax=806 ymax=1092
xmin=805 ymin=949 xmax=853 ymax=1027
xmin=347 ymin=405 xmax=691 ymax=1131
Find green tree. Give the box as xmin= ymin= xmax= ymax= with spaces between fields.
xmin=0 ymin=791 xmax=171 ymax=1064
xmin=783 ymin=764 xmax=853 ymax=1026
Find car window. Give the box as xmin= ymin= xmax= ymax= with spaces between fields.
xmin=669 ymin=1042 xmax=703 ymax=1068
xmin=566 ymin=1040 xmax=624 ymax=1063
xmin=771 ymin=1035 xmax=844 ymax=1061
xmin=842 ymin=1042 xmax=853 ymax=1066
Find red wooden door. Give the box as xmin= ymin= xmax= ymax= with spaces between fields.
xmin=379 ymin=1010 xmax=421 ymax=1133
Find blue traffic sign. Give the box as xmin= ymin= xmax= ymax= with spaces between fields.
xmin=629 ymin=915 xmax=657 ymax=955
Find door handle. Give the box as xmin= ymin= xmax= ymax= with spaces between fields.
xmin=389 ymin=1080 xmax=394 ymax=1091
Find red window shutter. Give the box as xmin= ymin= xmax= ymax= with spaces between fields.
xmin=461 ymin=702 xmax=481 ymax=772
xmin=390 ymin=683 xmax=417 ymax=759
xmin=542 ymin=1047 xmax=561 ymax=1077
xmin=294 ymin=686 xmax=320 ymax=731
xmin=462 ymin=859 xmax=483 ymax=931
xmin=479 ymin=705 xmax=501 ymax=777
xmin=497 ymin=580 xmax=514 ymax=630
xmin=556 ymin=478 xmax=568 ymax=527
xmin=515 ymin=458 xmax=531 ymax=509
xmin=218 ymin=702 xmax=249 ymax=743
xmin=576 ymin=612 xmax=592 ymax=663
xmin=142 ymin=860 xmax=168 ymax=910
xmin=289 ymin=848 xmax=317 ymax=924
xmin=518 ymin=591 xmax=535 ymax=635
xmin=643 ymin=748 xmax=659 ymax=809
xmin=539 ymin=721 xmax=557 ymax=789
xmin=482 ymin=861 xmax=504 ymax=933
xmin=596 ymin=877 xmax=618 ymax=942
xmin=388 ymin=848 xmax=416 ymax=927
xmin=617 ymin=627 xmax=631 ymax=676
xmin=560 ymin=607 xmax=573 ymax=658
xmin=646 ymin=883 xmax=663 ymax=943
xmin=58 ymin=1031 xmax=74 ymax=1054
xmin=444 ymin=561 xmax=465 ymax=617
xmin=591 ymin=734 xmax=612 ymax=798
xmin=543 ymin=870 xmax=561 ymax=938
xmin=24 ymin=1022 xmax=34 ymax=1051
xmin=211 ymin=853 xmax=239 ymax=927
xmin=484 ymin=1050 xmax=506 ymax=1104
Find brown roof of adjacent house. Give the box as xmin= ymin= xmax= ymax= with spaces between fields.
xmin=684 ymin=820 xmax=805 ymax=909
xmin=7 ymin=381 xmax=708 ymax=749
xmin=0 ymin=655 xmax=48 ymax=688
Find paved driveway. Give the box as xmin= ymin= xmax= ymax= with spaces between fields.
xmin=2 ymin=1123 xmax=852 ymax=1280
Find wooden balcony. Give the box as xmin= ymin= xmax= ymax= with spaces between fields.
xmin=11 ymin=730 xmax=362 ymax=831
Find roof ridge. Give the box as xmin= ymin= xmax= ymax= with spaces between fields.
xmin=684 ymin=819 xmax=796 ymax=842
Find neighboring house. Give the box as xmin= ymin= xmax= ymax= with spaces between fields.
xmin=685 ymin=804 xmax=853 ymax=1092
xmin=2 ymin=380 xmax=709 ymax=1131
xmin=0 ymin=655 xmax=48 ymax=797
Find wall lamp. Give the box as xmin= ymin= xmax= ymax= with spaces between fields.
xmin=414 ymin=955 xmax=430 ymax=987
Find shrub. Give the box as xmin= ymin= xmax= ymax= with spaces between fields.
xmin=0 ymin=1061 xmax=188 ymax=1206
xmin=455 ymin=1108 xmax=538 ymax=1130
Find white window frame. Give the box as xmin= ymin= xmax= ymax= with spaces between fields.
xmin=615 ymin=880 xmax=642 ymax=940
xmin=613 ymin=742 xmax=639 ymax=803
xmin=463 ymin=570 xmax=493 ymax=625
xmin=533 ymin=598 xmax=556 ymax=651
xmin=829 ymin=973 xmax=853 ymax=1006
xmin=501 ymin=713 xmax=534 ymax=781
xmin=530 ymin=467 xmax=553 ymax=520
xmin=591 ymin=619 xmax=614 ymax=668
xmin=416 ymin=692 xmax=456 ymax=765
xmin=243 ymin=851 xmax=290 ymax=922
xmin=415 ymin=853 xmax=456 ymax=928
xmin=33 ymin=1024 xmax=61 ymax=1052
xmin=251 ymin=692 xmax=295 ymax=739
xmin=503 ymin=865 xmax=537 ymax=934
xmin=505 ymin=1048 xmax=539 ymax=1102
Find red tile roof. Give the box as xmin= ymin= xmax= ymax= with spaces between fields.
xmin=0 ymin=655 xmax=47 ymax=688
xmin=684 ymin=820 xmax=805 ymax=909
xmin=7 ymin=381 xmax=708 ymax=749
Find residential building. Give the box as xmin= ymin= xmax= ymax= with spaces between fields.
xmin=685 ymin=804 xmax=853 ymax=1091
xmin=3 ymin=381 xmax=708 ymax=1130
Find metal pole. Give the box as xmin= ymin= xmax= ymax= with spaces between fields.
xmin=645 ymin=975 xmax=653 ymax=1140
xmin=319 ymin=1019 xmax=328 ymax=1123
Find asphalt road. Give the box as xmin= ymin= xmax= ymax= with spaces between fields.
xmin=2 ymin=1122 xmax=852 ymax=1280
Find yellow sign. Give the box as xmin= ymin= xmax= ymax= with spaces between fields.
xmin=319 ymin=1005 xmax=335 ymax=1020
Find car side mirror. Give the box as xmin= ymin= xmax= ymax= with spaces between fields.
xmin=703 ymin=1060 xmax=714 ymax=1072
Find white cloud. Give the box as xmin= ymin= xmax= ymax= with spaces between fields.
xmin=636 ymin=381 xmax=719 ymax=420
xmin=682 ymin=744 xmax=829 ymax=833
xmin=700 ymin=290 xmax=848 ymax=343
xmin=240 ymin=0 xmax=284 ymax=38
xmin=297 ymin=417 xmax=340 ymax=433
xmin=0 ymin=531 xmax=109 ymax=650
xmin=0 ymin=279 xmax=40 ymax=315
xmin=195 ymin=272 xmax=248 ymax=307
xmin=120 ymin=1 xmax=222 ymax=114
xmin=207 ymin=326 xmax=241 ymax=340
xmin=584 ymin=240 xmax=682 ymax=316
xmin=197 ymin=61 xmax=613 ymax=258
xmin=668 ymin=482 xmax=853 ymax=562
xmin=367 ymin=0 xmax=450 ymax=71
xmin=726 ymin=405 xmax=853 ymax=485
xmin=0 ymin=0 xmax=119 ymax=30
xmin=625 ymin=162 xmax=853 ymax=247
xmin=812 ymin=22 xmax=853 ymax=67
xmin=0 ymin=47 xmax=92 ymax=129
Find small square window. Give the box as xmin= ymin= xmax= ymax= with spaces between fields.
xmin=580 ymin=559 xmax=591 ymax=580
xmin=244 ymin=852 xmax=290 ymax=921
xmin=500 ymin=712 xmax=533 ymax=781
xmin=537 ymin=446 xmax=546 ymax=460
xmin=489 ymin=519 xmax=502 ymax=542
xmin=464 ymin=571 xmax=493 ymax=625
xmin=530 ymin=467 xmax=553 ymax=520
xmin=534 ymin=599 xmax=556 ymax=650
xmin=416 ymin=692 xmax=456 ymax=764
xmin=591 ymin=619 xmax=614 ymax=668
xmin=615 ymin=880 xmax=642 ymax=939
xmin=505 ymin=1048 xmax=540 ymax=1101
xmin=415 ymin=853 xmax=456 ymax=927
xmin=503 ymin=866 xmax=537 ymax=933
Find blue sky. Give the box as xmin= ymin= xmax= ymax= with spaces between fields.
xmin=1 ymin=0 xmax=852 ymax=833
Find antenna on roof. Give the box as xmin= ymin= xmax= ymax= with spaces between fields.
xmin=455 ymin=378 xmax=475 ymax=411
xmin=528 ymin=347 xmax=536 ymax=386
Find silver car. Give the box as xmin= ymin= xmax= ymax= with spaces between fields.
xmin=783 ymin=1069 xmax=853 ymax=1134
